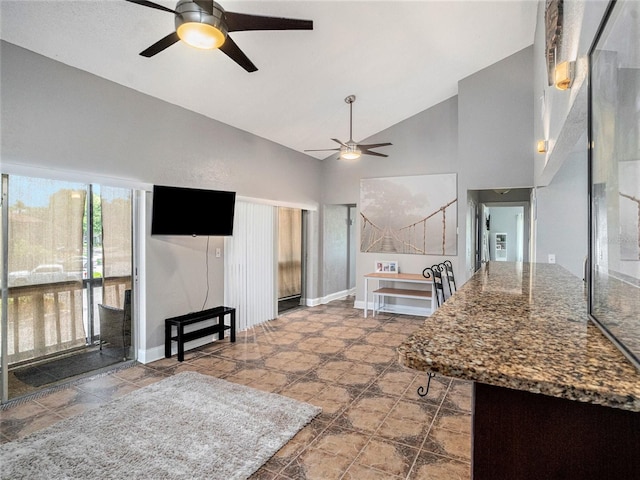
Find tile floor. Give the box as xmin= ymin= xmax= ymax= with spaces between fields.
xmin=1 ymin=297 xmax=471 ymax=479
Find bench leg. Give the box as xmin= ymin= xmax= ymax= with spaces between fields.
xmin=177 ymin=325 xmax=185 ymax=362
xmin=230 ymin=310 xmax=236 ymax=343
xmin=218 ymin=313 xmax=225 ymax=341
xmin=165 ymin=323 xmax=172 ymax=358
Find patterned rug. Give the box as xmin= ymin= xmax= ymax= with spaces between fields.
xmin=0 ymin=371 xmax=321 ymax=479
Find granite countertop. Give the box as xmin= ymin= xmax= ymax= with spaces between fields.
xmin=397 ymin=262 xmax=640 ymax=412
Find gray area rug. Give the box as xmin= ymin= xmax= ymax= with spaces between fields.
xmin=1 ymin=371 xmax=321 ymax=479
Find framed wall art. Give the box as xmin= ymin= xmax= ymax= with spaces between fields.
xmin=360 ymin=174 xmax=457 ymax=255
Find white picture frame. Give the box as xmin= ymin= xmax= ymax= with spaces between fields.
xmin=375 ymin=261 xmax=398 ymax=273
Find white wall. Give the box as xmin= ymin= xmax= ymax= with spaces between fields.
xmin=1 ymin=41 xmax=323 ymax=361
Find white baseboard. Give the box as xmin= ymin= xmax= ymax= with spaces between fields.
xmin=305 ymin=288 xmax=355 ymax=307
xmin=138 ymin=335 xmax=222 ymax=365
xmin=321 ymin=289 xmax=351 ymax=304
xmin=353 ymin=300 xmax=430 ymax=317
xmin=305 ymin=297 xmax=322 ymax=307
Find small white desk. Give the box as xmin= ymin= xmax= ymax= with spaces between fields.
xmin=363 ymin=272 xmax=433 ymax=318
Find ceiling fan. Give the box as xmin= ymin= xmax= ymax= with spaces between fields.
xmin=305 ymin=95 xmax=392 ymax=160
xmin=125 ymin=0 xmax=313 ymax=72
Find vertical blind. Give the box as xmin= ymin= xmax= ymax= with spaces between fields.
xmin=224 ymin=201 xmax=277 ymax=331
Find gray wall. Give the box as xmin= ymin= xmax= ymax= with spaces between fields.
xmin=1 ymin=41 xmax=323 ymax=360
xmin=535 ymin=150 xmax=588 ymax=279
xmin=458 ymin=46 xmax=535 ymax=191
xmin=458 ymin=46 xmax=534 ymax=277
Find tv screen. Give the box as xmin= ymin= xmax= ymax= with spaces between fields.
xmin=151 ymin=185 xmax=236 ymax=236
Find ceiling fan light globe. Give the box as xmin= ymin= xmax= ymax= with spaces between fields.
xmin=175 ymin=0 xmax=227 ymax=50
xmin=177 ymin=22 xmax=226 ymax=49
xmin=340 ymin=145 xmax=361 ymax=160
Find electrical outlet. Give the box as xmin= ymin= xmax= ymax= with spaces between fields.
xmin=215 ymin=248 xmax=221 ymax=258
xmin=548 ymin=254 xmax=556 ymax=264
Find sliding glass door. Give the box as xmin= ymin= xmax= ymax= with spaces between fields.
xmin=0 ymin=174 xmax=133 ymax=402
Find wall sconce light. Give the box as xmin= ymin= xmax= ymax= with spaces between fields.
xmin=554 ymin=61 xmax=575 ymax=90
xmin=537 ymin=140 xmax=548 ymax=153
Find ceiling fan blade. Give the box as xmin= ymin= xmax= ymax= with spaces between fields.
xmin=140 ymin=32 xmax=180 ymax=57
xmin=357 ymin=142 xmax=393 ymax=149
xmin=361 ymin=149 xmax=389 ymax=158
xmin=219 ymin=36 xmax=258 ymax=72
xmin=304 ymin=148 xmax=341 ymax=152
xmin=125 ymin=0 xmax=176 ymax=14
xmin=193 ymin=0 xmax=214 ymax=15
xmin=225 ymin=12 xmax=313 ymax=32
xmin=331 ymin=138 xmax=347 ymax=147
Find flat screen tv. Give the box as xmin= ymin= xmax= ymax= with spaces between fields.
xmin=151 ymin=185 xmax=236 ymax=236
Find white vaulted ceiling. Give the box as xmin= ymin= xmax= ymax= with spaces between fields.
xmin=0 ymin=0 xmax=538 ymax=159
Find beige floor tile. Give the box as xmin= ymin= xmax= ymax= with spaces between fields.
xmin=409 ymin=451 xmax=471 ymax=480
xmin=435 ymin=410 xmax=472 ymax=435
xmin=313 ymin=427 xmax=370 ymax=458
xmin=357 ymin=437 xmax=419 ymax=477
xmin=424 ymin=428 xmax=472 ymax=461
xmin=321 ymin=326 xmax=366 ymax=340
xmin=296 ymin=336 xmax=346 ymax=354
xmin=343 ymin=463 xmax=404 ymax=479
xmin=376 ymin=400 xmax=436 ymax=446
xmin=1 ymin=410 xmax=65 ymax=441
xmin=343 ymin=344 xmax=397 ymax=364
xmin=365 ymin=331 xmax=410 ymax=347
xmin=264 ymin=351 xmax=322 ymax=373
xmin=283 ymin=448 xmax=354 ymax=480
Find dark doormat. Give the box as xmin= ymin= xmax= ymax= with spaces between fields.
xmin=278 ymin=295 xmax=302 ymax=314
xmin=13 ymin=349 xmax=124 ymax=388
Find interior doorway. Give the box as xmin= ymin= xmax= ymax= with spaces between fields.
xmin=481 ymin=204 xmax=526 ymax=263
xmin=468 ymin=189 xmax=532 ymax=269
xmin=322 ymin=204 xmax=357 ymax=302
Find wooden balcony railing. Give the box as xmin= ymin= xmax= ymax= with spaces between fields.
xmin=2 ymin=276 xmax=131 ymax=365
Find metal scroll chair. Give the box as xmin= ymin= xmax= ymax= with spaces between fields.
xmin=423 ymin=265 xmax=445 ymax=309
xmin=442 ymin=260 xmax=457 ymax=298
xmin=418 ymin=267 xmax=440 ymax=398
xmin=428 ymin=265 xmax=446 ymax=308
xmin=98 ymin=289 xmax=132 ymax=361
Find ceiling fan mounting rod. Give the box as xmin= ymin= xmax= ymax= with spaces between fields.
xmin=345 ymin=94 xmax=356 ymax=141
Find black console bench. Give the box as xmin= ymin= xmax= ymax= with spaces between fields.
xmin=165 ymin=306 xmax=236 ymax=362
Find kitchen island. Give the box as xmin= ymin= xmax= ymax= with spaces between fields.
xmin=397 ymin=262 xmax=640 ymax=479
